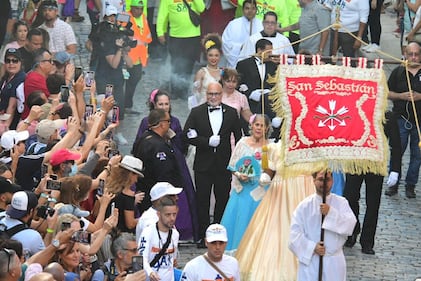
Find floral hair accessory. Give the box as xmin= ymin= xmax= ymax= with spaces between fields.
xmin=205 ymin=40 xmax=216 ymax=50
xmin=150 ymin=89 xmax=159 ymax=103
xmin=220 ymin=68 xmax=225 ymax=77
xmin=249 ymin=114 xmax=256 ymax=125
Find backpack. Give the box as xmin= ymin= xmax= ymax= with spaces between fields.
xmin=0 ymin=215 xmax=28 ymax=239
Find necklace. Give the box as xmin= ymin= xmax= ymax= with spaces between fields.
xmin=206 ymin=65 xmax=220 ymax=71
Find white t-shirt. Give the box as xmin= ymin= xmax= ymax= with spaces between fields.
xmin=139 ymin=224 xmax=179 ymax=281
xmin=181 ymin=254 xmax=241 ymax=281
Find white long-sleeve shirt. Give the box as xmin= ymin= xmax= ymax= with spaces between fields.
xmin=222 ymin=16 xmax=263 ymax=68
xmin=289 ymin=193 xmax=357 ymax=281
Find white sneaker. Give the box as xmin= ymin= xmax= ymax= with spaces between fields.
xmin=366 ymin=43 xmax=380 ymax=53
xmin=114 ymin=132 xmax=128 ymax=145
xmin=361 ymin=44 xmax=372 ymax=51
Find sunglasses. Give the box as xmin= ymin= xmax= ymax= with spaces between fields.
xmin=41 ymin=59 xmax=55 ymax=64
xmin=5 ymin=58 xmax=19 ymax=64
xmin=2 ymin=248 xmax=15 ymax=272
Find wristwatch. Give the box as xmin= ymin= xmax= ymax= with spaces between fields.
xmin=52 ymin=239 xmax=60 ymax=249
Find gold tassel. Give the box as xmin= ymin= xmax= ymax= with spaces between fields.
xmin=261 ymin=145 xmax=268 ymax=169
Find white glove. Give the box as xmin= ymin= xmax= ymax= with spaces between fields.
xmin=209 ymin=135 xmax=220 ymax=147
xmin=271 ymin=117 xmax=282 ymax=128
xmin=239 ymin=84 xmax=248 ymax=92
xmin=249 ymin=89 xmax=263 ymax=102
xmin=259 ymin=172 xmax=271 ymax=186
xmin=386 ymin=171 xmax=399 ymax=187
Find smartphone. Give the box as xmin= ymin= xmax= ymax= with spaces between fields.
xmin=97 ymin=179 xmax=105 ymax=197
xmin=111 ymin=106 xmax=119 ymax=123
xmin=60 ymin=85 xmax=70 ymax=103
xmin=131 ymin=256 xmax=143 ymax=272
xmin=41 ymin=163 xmax=48 ymax=176
xmin=50 ymin=174 xmax=58 ymax=180
xmin=116 ymin=13 xmax=130 ymax=23
xmin=61 ymin=222 xmax=71 ymax=231
xmin=36 ymin=205 xmax=55 ymax=219
xmin=84 ymin=104 xmax=94 ymax=120
xmin=72 ymin=230 xmax=91 ymax=244
xmin=105 ymin=84 xmax=114 ymax=98
xmin=84 ymin=71 xmax=94 ymax=87
xmin=74 ymin=66 xmax=83 ymax=81
xmin=111 ymin=202 xmax=115 ymax=214
xmin=108 ymin=149 xmax=119 ymax=159
xmin=47 ymin=179 xmax=61 ymax=190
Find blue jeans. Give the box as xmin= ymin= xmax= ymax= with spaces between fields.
xmin=397 ymin=116 xmax=421 ymax=186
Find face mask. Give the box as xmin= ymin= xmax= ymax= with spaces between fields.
xmin=68 ymin=163 xmax=78 ymax=177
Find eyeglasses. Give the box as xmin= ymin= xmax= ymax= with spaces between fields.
xmin=263 ymin=21 xmax=277 ymax=25
xmin=123 ymin=248 xmax=138 ymax=253
xmin=41 ymin=59 xmax=55 ymax=64
xmin=2 ymin=248 xmax=14 ymax=272
xmin=160 ymin=119 xmax=171 ymax=124
xmin=5 ymin=58 xmax=19 ymax=64
xmin=207 ymin=92 xmax=222 ymax=97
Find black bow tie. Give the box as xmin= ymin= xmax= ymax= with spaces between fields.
xmin=209 ymin=106 xmax=221 ymax=112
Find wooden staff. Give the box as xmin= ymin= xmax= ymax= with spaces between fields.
xmin=318 ymin=171 xmax=328 ymax=281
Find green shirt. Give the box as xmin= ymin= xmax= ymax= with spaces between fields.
xmin=157 ymin=0 xmax=205 ymax=37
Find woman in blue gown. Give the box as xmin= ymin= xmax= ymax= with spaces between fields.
xmin=221 ymin=114 xmax=271 ymax=254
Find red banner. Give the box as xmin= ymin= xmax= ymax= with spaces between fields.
xmin=271 ymin=63 xmax=389 ymax=176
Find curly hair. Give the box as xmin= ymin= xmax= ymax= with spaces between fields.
xmin=202 ymin=33 xmax=222 ymax=54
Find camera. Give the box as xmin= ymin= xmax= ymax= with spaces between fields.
xmin=85 ymin=104 xmax=94 ymax=120
xmin=61 ymin=222 xmax=71 ymax=231
xmin=102 ymin=14 xmax=137 ymax=49
xmin=84 ymin=71 xmax=94 ymax=87
xmin=74 ymin=66 xmax=83 ymax=81
xmin=37 ymin=205 xmax=55 ymax=219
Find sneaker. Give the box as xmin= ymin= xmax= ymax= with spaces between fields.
xmin=71 ymin=11 xmax=85 ymax=22
xmin=361 ymin=44 xmax=372 ymax=51
xmin=385 ymin=185 xmax=398 ymax=196
xmin=114 ymin=132 xmax=128 ymax=145
xmin=405 ymin=185 xmax=416 ymax=198
xmin=366 ymin=43 xmax=381 ymax=53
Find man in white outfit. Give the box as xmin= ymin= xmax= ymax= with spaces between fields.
xmin=289 ymin=170 xmax=356 ymax=281
xmin=222 ymin=0 xmax=262 ymax=68
xmin=238 ymin=11 xmax=295 ymax=63
xmin=181 ymin=224 xmax=240 ymax=281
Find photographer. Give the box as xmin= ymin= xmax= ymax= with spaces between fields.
xmin=94 ymin=5 xmax=134 ymax=144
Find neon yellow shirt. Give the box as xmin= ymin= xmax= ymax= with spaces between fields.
xmin=157 ymin=0 xmax=205 ymax=38
xmin=237 ymin=0 xmax=289 ymax=29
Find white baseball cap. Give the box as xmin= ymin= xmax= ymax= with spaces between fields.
xmin=150 ymin=182 xmax=182 ymax=201
xmin=104 ymin=5 xmax=118 ymax=16
xmin=1 ymin=130 xmax=29 ymax=150
xmin=206 ymin=224 xmax=228 ymax=243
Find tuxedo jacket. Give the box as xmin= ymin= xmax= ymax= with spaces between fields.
xmin=236 ymin=56 xmax=278 ymax=113
xmin=183 ymin=103 xmax=241 ymax=172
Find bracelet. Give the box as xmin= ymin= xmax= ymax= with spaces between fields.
xmin=99 ymin=109 xmax=106 ymax=114
xmin=23 ymin=119 xmax=31 ymax=125
xmin=46 ymin=228 xmax=54 ymax=233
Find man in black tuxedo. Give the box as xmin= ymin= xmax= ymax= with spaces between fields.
xmin=236 ymin=38 xmax=281 ymax=139
xmin=183 ymin=82 xmax=241 ymax=248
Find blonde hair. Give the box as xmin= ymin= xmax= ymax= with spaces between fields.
xmin=105 ymin=165 xmax=132 ymax=194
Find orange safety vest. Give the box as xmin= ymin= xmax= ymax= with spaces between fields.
xmin=128 ymin=11 xmax=152 ymax=67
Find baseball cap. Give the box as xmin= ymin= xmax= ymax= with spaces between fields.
xmin=54 ymin=51 xmax=74 ymax=65
xmin=119 ymin=156 xmax=144 ymax=177
xmin=5 ymin=48 xmax=22 ymax=61
xmin=50 ymin=148 xmax=81 ymax=166
xmin=35 ymin=119 xmax=65 ymax=144
xmin=6 ymin=191 xmax=38 ymax=219
xmin=1 ymin=130 xmax=29 ymax=150
xmin=0 ymin=177 xmax=21 ymax=194
xmin=150 ymin=182 xmax=182 ymax=201
xmin=206 ymin=224 xmax=228 ymax=243
xmin=105 ymin=5 xmax=118 ymax=16
xmin=131 ymin=0 xmax=144 ymax=6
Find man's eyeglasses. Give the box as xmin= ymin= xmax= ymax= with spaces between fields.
xmin=41 ymin=59 xmax=55 ymax=64
xmin=2 ymin=248 xmax=15 ymax=272
xmin=5 ymin=58 xmax=19 ymax=64
xmin=207 ymin=92 xmax=222 ymax=97
xmin=123 ymin=248 xmax=138 ymax=253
